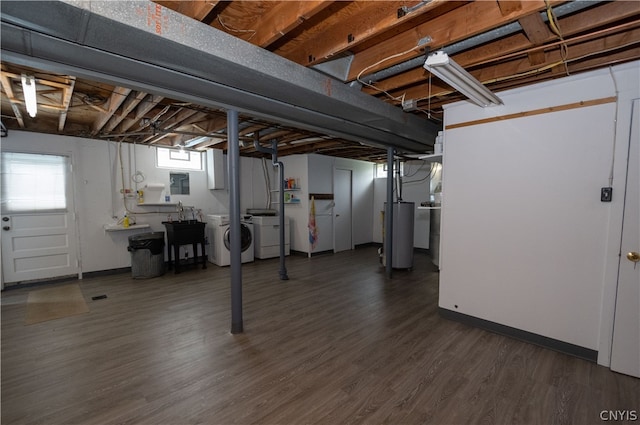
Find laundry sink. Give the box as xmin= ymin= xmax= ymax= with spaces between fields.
xmin=161 ymin=221 xmax=207 ymax=273
xmin=162 ymin=220 xmax=205 ymax=243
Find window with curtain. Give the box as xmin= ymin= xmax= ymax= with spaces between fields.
xmin=1 ymin=152 xmax=68 ymax=213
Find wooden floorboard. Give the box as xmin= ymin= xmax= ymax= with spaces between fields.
xmin=1 ymin=247 xmax=638 ymax=425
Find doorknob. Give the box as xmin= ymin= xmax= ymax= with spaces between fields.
xmin=627 ymin=251 xmax=640 ymax=263
xmin=2 ymin=217 xmax=9 ymax=222
xmin=2 ymin=226 xmax=10 ymax=231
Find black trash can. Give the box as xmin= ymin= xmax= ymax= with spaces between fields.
xmin=127 ymin=232 xmax=165 ymax=278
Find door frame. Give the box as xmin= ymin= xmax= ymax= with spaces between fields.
xmin=333 ymin=167 xmax=353 ymax=253
xmin=1 ymin=149 xmax=82 ymax=284
xmin=597 ymin=97 xmax=640 ymax=368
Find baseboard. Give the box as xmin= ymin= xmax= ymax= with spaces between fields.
xmin=355 ymin=242 xmax=380 ymax=249
xmin=291 ymin=249 xmax=333 ymax=257
xmin=438 ymin=307 xmax=598 ymax=363
xmin=83 ymin=267 xmax=131 ymax=278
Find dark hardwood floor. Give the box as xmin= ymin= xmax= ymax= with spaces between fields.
xmin=2 ymin=247 xmax=638 ymax=424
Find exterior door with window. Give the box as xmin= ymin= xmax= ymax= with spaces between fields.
xmin=1 ymin=152 xmax=79 ymax=284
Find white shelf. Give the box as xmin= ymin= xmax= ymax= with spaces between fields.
xmin=418 ymin=153 xmax=442 ymax=162
xmin=271 ymin=188 xmax=301 ymax=192
xmin=104 ymin=223 xmax=151 ymax=232
xmin=417 ymin=206 xmax=441 ymax=210
xmin=138 ymin=203 xmax=178 ymax=206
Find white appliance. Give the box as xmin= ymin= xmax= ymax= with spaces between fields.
xmin=251 ymin=215 xmax=290 ymax=259
xmin=207 ymin=214 xmax=254 ymax=266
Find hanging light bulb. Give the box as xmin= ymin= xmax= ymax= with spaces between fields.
xmin=21 ymin=74 xmax=38 ymax=118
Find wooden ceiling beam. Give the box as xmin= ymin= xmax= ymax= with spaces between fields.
xmin=57 ymin=76 xmax=75 ymax=132
xmin=143 ymin=108 xmax=200 ymax=144
xmin=497 ymin=1 xmax=523 ymax=17
xmin=153 ymin=1 xmax=220 ymax=22
xmin=458 ymin=1 xmax=640 ymax=70
xmin=251 ymin=1 xmax=333 ymax=48
xmin=346 ymin=0 xmax=555 ymax=81
xmin=103 ymin=91 xmax=147 ymax=133
xmin=278 ymin=0 xmax=444 ymax=66
xmin=114 ymin=94 xmax=164 ymax=133
xmin=396 ymin=26 xmax=640 ymax=110
xmin=518 ymin=12 xmax=553 ymax=65
xmin=91 ymin=86 xmax=132 ymax=135
xmin=364 ymin=2 xmax=640 ymax=97
xmin=0 ymin=65 xmax=25 ymax=128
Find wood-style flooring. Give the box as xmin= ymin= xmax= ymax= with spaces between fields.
xmin=2 ymin=247 xmax=638 ymax=425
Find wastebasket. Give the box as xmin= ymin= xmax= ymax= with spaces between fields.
xmin=127 ymin=232 xmax=166 ymax=278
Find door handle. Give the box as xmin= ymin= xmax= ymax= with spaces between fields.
xmin=627 ymin=251 xmax=640 ymax=263
xmin=2 ymin=226 xmax=10 ymax=231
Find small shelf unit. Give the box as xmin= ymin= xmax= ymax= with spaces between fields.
xmin=104 ymin=223 xmax=151 ymax=232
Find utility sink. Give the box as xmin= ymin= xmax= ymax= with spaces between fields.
xmin=162 ymin=221 xmax=207 ymax=273
xmin=162 ymin=220 xmax=205 ymax=243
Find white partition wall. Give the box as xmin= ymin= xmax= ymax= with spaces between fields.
xmin=439 ymin=61 xmax=639 ymax=364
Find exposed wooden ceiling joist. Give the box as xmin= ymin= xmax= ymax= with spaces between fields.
xmin=1 ymin=0 xmax=638 ymax=162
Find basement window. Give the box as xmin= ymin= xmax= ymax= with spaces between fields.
xmin=156 ymin=147 xmax=203 ymax=170
xmin=375 ymin=162 xmax=403 ymax=179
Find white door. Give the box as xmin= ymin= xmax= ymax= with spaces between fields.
xmin=610 ymin=99 xmax=640 ymax=378
xmin=1 ymin=152 xmax=79 ymax=283
xmin=333 ymin=168 xmax=352 ymax=252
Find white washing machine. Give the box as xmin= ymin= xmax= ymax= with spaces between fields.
xmin=206 ymin=214 xmax=254 ymax=266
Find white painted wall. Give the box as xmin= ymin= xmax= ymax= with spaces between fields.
xmin=1 ymin=131 xmax=272 ymax=274
xmin=0 ymin=133 xmax=378 ymax=276
xmin=281 ymin=153 xmax=375 ymax=254
xmin=439 ymin=61 xmax=639 ymax=361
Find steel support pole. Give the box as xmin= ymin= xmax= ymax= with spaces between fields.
xmin=228 ymin=109 xmax=243 ymax=334
xmin=385 ymin=146 xmax=394 ymax=278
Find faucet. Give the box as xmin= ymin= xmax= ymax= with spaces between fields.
xmin=177 ymin=201 xmax=185 ymax=222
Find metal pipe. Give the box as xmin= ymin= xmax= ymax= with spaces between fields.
xmin=385 ymin=146 xmax=394 ymax=278
xmin=228 ymin=109 xmax=243 ymax=334
xmin=252 ymin=138 xmax=289 ymax=280
xmin=274 ymin=149 xmax=289 ymax=280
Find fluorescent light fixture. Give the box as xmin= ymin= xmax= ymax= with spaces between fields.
xmin=21 ymin=74 xmax=38 ymax=117
xmin=424 ymin=51 xmax=502 ymax=107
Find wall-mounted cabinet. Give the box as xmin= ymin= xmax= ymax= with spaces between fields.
xmin=206 ymin=149 xmax=224 ymax=190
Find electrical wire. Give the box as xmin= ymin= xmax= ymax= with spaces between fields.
xmin=116 ymin=140 xmax=161 ymax=217
xmin=608 ymin=66 xmax=619 ymax=187
xmin=356 ymin=43 xmax=427 ymax=103
xmin=545 ymin=0 xmax=570 ymax=76
xmin=217 ymin=15 xmax=256 ymax=41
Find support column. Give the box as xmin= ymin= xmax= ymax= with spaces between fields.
xmin=228 ymin=109 xmax=243 ymax=334
xmin=385 ymin=146 xmax=394 ymax=278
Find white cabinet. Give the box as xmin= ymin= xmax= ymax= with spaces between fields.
xmin=206 ymin=149 xmax=224 ymax=190
xmin=252 ymin=216 xmax=290 ymax=259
